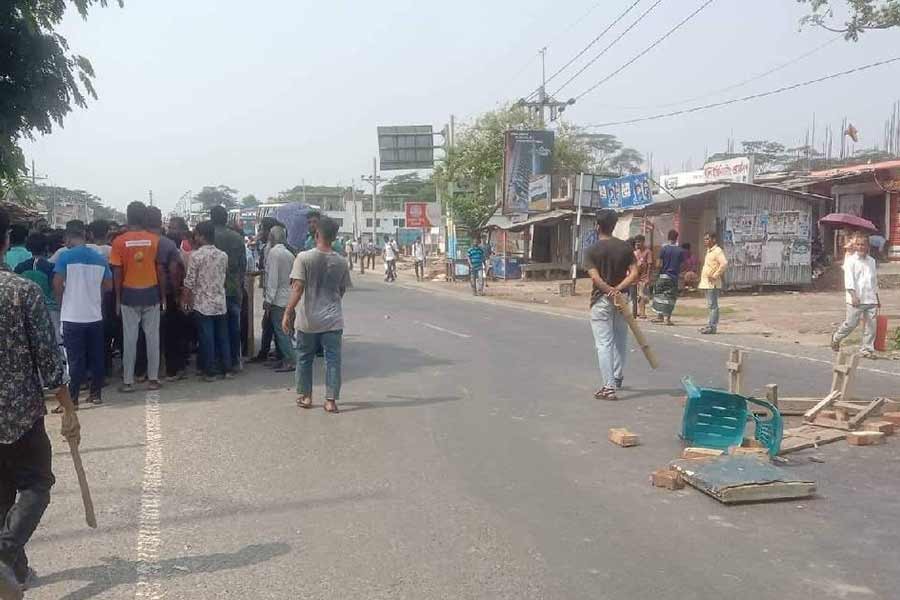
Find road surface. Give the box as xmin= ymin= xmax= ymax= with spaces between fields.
xmin=27 ymin=276 xmax=900 ymax=599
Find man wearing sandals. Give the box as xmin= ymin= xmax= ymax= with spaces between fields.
xmin=585 ymin=210 xmax=639 ymax=401
xmin=282 ymin=216 xmax=352 ymax=414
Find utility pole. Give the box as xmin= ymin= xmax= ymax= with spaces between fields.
xmin=361 ymin=157 xmax=386 ymax=247
xmin=516 ymin=48 xmax=575 ymax=126
xmin=148 ymin=189 xmax=154 ymax=207
xmin=351 ymin=180 xmax=364 ymax=274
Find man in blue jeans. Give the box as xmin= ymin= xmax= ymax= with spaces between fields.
xmin=52 ymin=220 xmax=112 ymax=406
xmin=283 ymin=216 xmax=352 ymax=414
xmin=210 ymin=206 xmax=247 ymax=371
xmin=263 ymin=226 xmax=296 ymax=372
xmin=585 ymin=210 xmax=639 ymax=401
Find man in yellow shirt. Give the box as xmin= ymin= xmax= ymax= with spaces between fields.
xmin=698 ymin=232 xmax=728 ymax=334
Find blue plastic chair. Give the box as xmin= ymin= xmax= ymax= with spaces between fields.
xmin=681 ymin=377 xmax=783 ymax=457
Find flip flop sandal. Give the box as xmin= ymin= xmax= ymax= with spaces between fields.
xmin=324 ymin=400 xmax=340 ymax=414
xmin=296 ymin=398 xmax=313 ymax=409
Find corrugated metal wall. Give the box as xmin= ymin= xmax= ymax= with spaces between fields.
xmin=718 ymin=187 xmax=813 ymax=288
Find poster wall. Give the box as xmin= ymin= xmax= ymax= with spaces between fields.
xmin=503 ymin=130 xmax=555 ymax=214
xmin=595 ymin=173 xmax=653 ymax=210
xmin=723 ymin=208 xmax=812 ymax=269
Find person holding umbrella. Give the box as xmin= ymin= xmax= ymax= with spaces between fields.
xmin=832 ymin=234 xmax=880 ymax=359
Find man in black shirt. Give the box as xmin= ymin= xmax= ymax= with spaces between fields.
xmin=584 ymin=210 xmax=639 ymax=401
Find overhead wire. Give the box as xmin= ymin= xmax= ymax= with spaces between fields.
xmin=584 ymin=56 xmax=900 ymax=128
xmin=573 ymin=0 xmax=718 ymax=101
xmin=551 ymin=0 xmax=666 ymax=98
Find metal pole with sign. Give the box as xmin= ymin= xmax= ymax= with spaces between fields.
xmin=571 ymin=173 xmax=585 ymax=293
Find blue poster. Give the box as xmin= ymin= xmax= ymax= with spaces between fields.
xmin=595 ymin=173 xmax=653 ymax=210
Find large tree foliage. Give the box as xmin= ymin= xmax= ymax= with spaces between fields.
xmin=798 ymin=0 xmax=900 ymax=40
xmin=380 ymin=173 xmax=436 ymax=203
xmin=707 ymin=138 xmax=896 ymax=173
xmin=1 ymin=0 xmax=123 ymax=183
xmin=240 ymin=194 xmax=260 ymax=208
xmin=435 ymin=105 xmax=642 ymax=231
xmin=25 ymin=183 xmax=125 ymax=222
xmin=195 ymin=185 xmax=238 ymax=209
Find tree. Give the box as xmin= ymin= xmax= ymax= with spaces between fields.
xmin=195 ymin=185 xmax=238 ymax=209
xmin=798 ymin=0 xmax=900 ymax=40
xmin=24 ymin=184 xmax=125 ymax=223
xmin=608 ymin=148 xmax=645 ymax=175
xmin=380 ymin=173 xmax=437 ymax=203
xmin=240 ymin=194 xmax=260 ymax=208
xmin=1 ymin=1 xmax=122 ymax=183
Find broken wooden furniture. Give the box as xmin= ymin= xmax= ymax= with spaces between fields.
xmin=803 ymin=392 xmax=885 ymax=431
xmin=726 ymin=348 xmax=744 ymax=395
xmin=681 ymin=377 xmax=783 ymax=457
xmin=765 ymin=351 xmax=879 ymax=416
xmin=671 ymin=455 xmax=816 ymax=504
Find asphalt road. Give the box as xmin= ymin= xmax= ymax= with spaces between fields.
xmin=26 ymin=276 xmax=900 ymax=599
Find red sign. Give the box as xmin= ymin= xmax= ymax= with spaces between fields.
xmin=405 ymin=202 xmax=430 ymax=228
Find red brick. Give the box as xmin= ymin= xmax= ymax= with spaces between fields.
xmin=651 ymin=468 xmax=684 ymax=490
xmin=847 ymin=432 xmax=885 ymax=446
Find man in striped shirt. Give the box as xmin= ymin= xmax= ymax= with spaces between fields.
xmin=467 ymin=236 xmax=486 ymax=296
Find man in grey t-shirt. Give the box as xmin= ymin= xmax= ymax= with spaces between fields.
xmin=283 ymin=216 xmax=351 ymax=414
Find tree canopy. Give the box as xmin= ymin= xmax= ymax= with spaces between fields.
xmin=24 ymin=184 xmax=125 ymax=223
xmin=240 ymin=194 xmax=260 ymax=208
xmin=798 ymin=0 xmax=900 ymax=40
xmin=0 ymin=0 xmax=122 ymax=184
xmin=380 ymin=173 xmax=436 ymax=203
xmin=195 ymin=185 xmax=238 ymax=209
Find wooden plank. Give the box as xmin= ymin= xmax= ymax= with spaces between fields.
xmin=671 ymin=456 xmax=816 ymax=504
xmin=776 ymin=397 xmax=872 ymax=416
xmin=839 ymin=352 xmax=860 ymax=399
xmin=810 ymin=417 xmax=853 ymax=431
xmin=849 ymin=397 xmax=887 ymax=429
xmin=765 ymin=384 xmax=778 ymax=410
xmin=804 ymin=390 xmax=841 ymax=421
xmin=778 ymin=425 xmax=847 ymax=455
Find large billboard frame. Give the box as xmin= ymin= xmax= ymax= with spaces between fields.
xmin=377 ymin=125 xmax=436 ymax=171
xmin=502 ymin=130 xmax=555 ymax=215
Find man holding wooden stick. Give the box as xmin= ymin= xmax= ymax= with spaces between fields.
xmin=0 ymin=208 xmax=81 ymax=598
xmin=586 ymin=210 xmax=640 ymax=401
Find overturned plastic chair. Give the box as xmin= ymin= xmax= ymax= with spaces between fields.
xmin=681 ymin=377 xmax=783 ymax=457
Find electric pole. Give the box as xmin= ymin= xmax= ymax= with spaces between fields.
xmin=361 ymin=157 xmax=386 ymax=247
xmin=516 ymin=48 xmax=576 ymax=126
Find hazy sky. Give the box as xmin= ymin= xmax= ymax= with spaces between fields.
xmin=23 ymin=0 xmax=900 ymax=213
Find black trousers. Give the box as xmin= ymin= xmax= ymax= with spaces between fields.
xmin=366 ymin=254 xmax=376 ymax=269
xmin=0 ymin=419 xmax=54 ymax=581
xmin=162 ymin=295 xmax=190 ymax=377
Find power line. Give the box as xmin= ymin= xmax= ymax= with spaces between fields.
xmin=552 ymin=0 xmax=666 ymax=97
xmin=585 ymin=56 xmax=900 ymax=128
xmin=531 ymin=0 xmax=645 ymax=99
xmin=573 ymin=0 xmax=718 ymax=101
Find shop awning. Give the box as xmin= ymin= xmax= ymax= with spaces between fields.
xmin=490 ymin=209 xmax=575 ymax=232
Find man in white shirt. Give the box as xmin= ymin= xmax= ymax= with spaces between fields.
xmin=264 ymin=226 xmax=296 ymax=372
xmin=832 ymin=235 xmax=880 ymax=358
xmin=383 ymin=235 xmax=398 ymax=282
xmin=412 ymin=237 xmax=426 ymax=282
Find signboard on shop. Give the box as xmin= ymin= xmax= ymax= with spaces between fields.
xmin=404 ymin=202 xmax=431 ymax=228
xmin=575 ymin=173 xmax=653 ymax=210
xmin=703 ymin=156 xmax=754 ymax=184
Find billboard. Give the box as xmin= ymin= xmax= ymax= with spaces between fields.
xmin=703 ymin=156 xmax=754 ymax=184
xmin=378 ymin=125 xmax=435 ymax=170
xmin=405 ymin=202 xmax=431 ymax=228
xmin=658 ymin=170 xmax=706 ymax=191
xmin=579 ymin=173 xmax=653 ymax=210
xmin=503 ymin=130 xmax=555 ymax=214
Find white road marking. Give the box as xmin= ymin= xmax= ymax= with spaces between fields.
xmin=135 ymin=390 xmax=163 ymax=599
xmin=416 ymin=321 xmax=472 ymax=338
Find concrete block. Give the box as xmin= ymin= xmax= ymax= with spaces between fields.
xmin=608 ymin=428 xmax=640 ymax=447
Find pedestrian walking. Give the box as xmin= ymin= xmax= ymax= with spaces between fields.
xmin=210 ymin=206 xmax=246 ymax=371
xmin=283 ymin=216 xmax=352 ymax=414
xmin=52 ymin=220 xmax=112 ymax=407
xmin=632 ymin=234 xmax=652 ymax=319
xmin=412 ymin=236 xmax=426 ymax=281
xmin=346 ymin=238 xmax=355 ymax=270
xmin=698 ymin=232 xmax=728 ymax=335
xmin=585 ymin=209 xmax=639 ymax=401
xmin=366 ymin=239 xmax=377 ymax=271
xmin=832 ymin=235 xmax=880 ymax=358
xmin=182 ymin=221 xmax=234 ymax=380
xmin=250 ymin=218 xmax=281 ymax=364
xmin=110 ymin=201 xmax=166 ymax=392
xmin=651 ymin=229 xmax=684 ymax=326
xmin=383 ymin=235 xmax=398 ymax=282
xmin=467 ymin=235 xmax=486 ymax=296
xmin=0 ymin=207 xmax=81 ymax=597
xmin=263 ymin=226 xmax=296 ymax=372
xmin=304 ymin=210 xmax=321 ymax=251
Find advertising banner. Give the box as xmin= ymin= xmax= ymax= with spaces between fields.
xmin=405 ymin=202 xmax=431 ymax=228
xmin=596 ymin=173 xmax=653 ymax=210
xmin=703 ymin=156 xmax=754 ymax=184
xmin=503 ymin=130 xmax=555 ymax=214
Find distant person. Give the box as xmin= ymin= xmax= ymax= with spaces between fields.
xmin=832 ymin=235 xmax=880 ymax=359
xmin=586 ymin=209 xmax=638 ymax=401
xmin=467 ymin=235 xmax=486 ymax=296
xmin=210 ymin=205 xmax=246 ymax=371
xmin=346 ymin=238 xmax=356 ymax=270
xmin=251 ymin=217 xmax=281 ymax=364
xmin=698 ymin=232 xmax=728 ymax=335
xmin=14 ymin=232 xmax=61 ymax=345
xmin=0 ymin=207 xmax=80 ymax=596
xmin=4 ymin=224 xmax=31 ymax=268
xmin=263 ymin=226 xmax=296 ymax=372
xmin=182 ymin=221 xmax=233 ymax=380
xmin=283 ymin=216 xmax=352 ymax=414
xmin=53 ymin=220 xmax=112 ymax=406
xmin=869 ymin=230 xmax=887 ymax=262
xmin=365 ymin=239 xmax=377 ymax=271
xmin=651 ymin=229 xmax=684 ymax=326
xmin=680 ymin=242 xmax=699 ymax=289
xmin=86 ymin=220 xmax=112 ymax=259
xmin=412 ymin=236 xmax=426 ymax=281
xmin=304 ymin=210 xmax=321 ymax=251
xmin=110 ymin=201 xmax=166 ymax=392
xmin=632 ymin=234 xmax=652 ymax=319
xmin=147 ymin=207 xmax=187 ymax=381
xmin=383 ymin=235 xmax=398 ymax=282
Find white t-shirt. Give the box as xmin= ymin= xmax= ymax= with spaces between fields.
xmin=413 ymin=242 xmax=425 ymax=261
xmin=844 ymin=254 xmax=879 ymax=305
xmin=384 ymin=242 xmax=397 ymax=261
xmin=53 ymin=245 xmax=111 ymax=323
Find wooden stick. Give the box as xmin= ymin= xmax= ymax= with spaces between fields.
xmin=68 ymin=439 xmax=97 ymax=529
xmin=614 ymin=295 xmax=659 ymax=369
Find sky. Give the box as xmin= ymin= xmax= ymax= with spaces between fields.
xmin=22 ymin=0 xmax=900 ymax=214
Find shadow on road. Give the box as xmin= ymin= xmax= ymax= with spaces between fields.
xmin=342 ymin=340 xmax=454 ymax=382
xmin=340 ymin=393 xmax=463 ymax=413
xmin=52 ymin=443 xmax=146 ymax=458
xmin=617 ymin=387 xmax=685 ymax=402
xmin=35 ymin=542 xmax=290 ymax=600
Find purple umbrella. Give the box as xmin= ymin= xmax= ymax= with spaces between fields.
xmin=818 ymin=213 xmax=878 ymax=232
xmin=274 ymin=203 xmax=314 ymax=250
